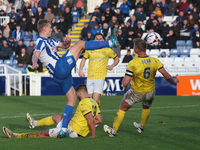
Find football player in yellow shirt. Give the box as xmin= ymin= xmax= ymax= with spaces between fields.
xmin=79 ymin=33 xmax=119 ymax=107
xmin=2 ymin=84 xmax=102 ymax=138
xmin=104 ymin=38 xmax=179 ymax=136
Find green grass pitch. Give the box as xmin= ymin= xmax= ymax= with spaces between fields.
xmin=0 ymin=95 xmax=200 ymax=150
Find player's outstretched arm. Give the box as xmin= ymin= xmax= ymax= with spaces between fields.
xmin=107 ymin=57 xmax=120 ymax=71
xmin=122 ymin=75 xmax=132 ymax=88
xmin=85 ymin=112 xmax=96 ymax=138
xmin=95 ymin=114 xmax=102 ymax=125
xmin=159 ymin=67 xmax=179 ymax=84
xmin=32 ymin=51 xmax=40 ymax=69
xmin=79 ymin=58 xmax=87 ymax=77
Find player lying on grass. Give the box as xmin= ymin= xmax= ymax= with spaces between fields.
xmin=2 ymin=84 xmax=102 ymax=138
xmin=103 ymin=38 xmax=179 ymax=137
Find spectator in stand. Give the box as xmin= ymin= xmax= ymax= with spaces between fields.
xmin=186 ymin=3 xmax=194 ymax=14
xmin=100 ymin=0 xmax=111 ymax=14
xmin=75 ymin=0 xmax=84 ymax=17
xmin=147 ymin=0 xmax=157 ymax=16
xmin=115 ymin=7 xmax=124 ymax=25
xmin=190 ymin=24 xmax=199 ymax=38
xmin=7 ymin=7 xmax=17 ymax=19
xmin=15 ymin=40 xmax=27 ymax=58
xmin=16 ymin=11 xmax=24 ymax=24
xmin=104 ymin=8 xmax=114 ymax=23
xmin=50 ymin=25 xmax=64 ymax=42
xmin=23 ymin=1 xmax=31 ymax=15
xmin=166 ymin=0 xmax=177 ymax=16
xmin=27 ymin=40 xmax=34 ymax=56
xmin=36 ymin=6 xmax=44 ymax=22
xmin=83 ymin=31 xmax=92 ymax=41
xmin=188 ymin=14 xmax=195 ymax=27
xmin=32 ymin=1 xmax=39 ymax=15
xmin=26 ymin=9 xmax=35 ymax=23
xmin=71 ymin=6 xmax=80 ymax=23
xmin=92 ymin=6 xmax=102 ymax=23
xmin=102 ymin=23 xmax=111 ymax=40
xmin=162 ymin=29 xmax=176 ymax=49
xmin=51 ymin=17 xmax=57 ymax=28
xmin=150 ymin=19 xmax=161 ymax=34
xmin=122 ymin=49 xmax=133 ymax=63
xmin=175 ymin=10 xmax=186 ymax=26
xmin=136 ymin=0 xmax=147 ymax=13
xmin=158 ymin=0 xmax=168 ymax=15
xmin=153 ymin=4 xmax=163 ymax=18
xmin=135 ymin=21 xmax=144 ymax=38
xmin=8 ymin=17 xmax=17 ymax=32
xmin=0 ymin=40 xmax=13 ymax=60
xmin=7 ymin=37 xmax=15 ymax=52
xmin=48 ymin=0 xmax=59 ymax=9
xmin=160 ymin=21 xmax=170 ymax=38
xmin=12 ymin=24 xmax=24 ymax=47
xmin=27 ymin=16 xmax=38 ymax=34
xmin=157 ymin=16 xmax=163 ymax=25
xmin=0 ymin=9 xmax=6 ymax=16
xmin=171 ymin=20 xmax=180 ymax=39
xmin=111 ymin=22 xmax=121 ymax=57
xmin=0 ymin=0 xmax=6 ymax=12
xmin=63 ymin=6 xmax=73 ymax=29
xmin=91 ymin=23 xmax=103 ymax=37
xmin=178 ymin=0 xmax=189 ymax=14
xmin=5 ymin=1 xmax=13 ymax=14
xmin=14 ymin=0 xmax=24 ymax=13
xmin=192 ymin=7 xmax=199 ymax=23
xmin=109 ymin=0 xmax=118 ymax=10
xmin=179 ymin=18 xmax=191 ymax=40
xmin=88 ymin=15 xmax=97 ymax=29
xmin=57 ymin=16 xmax=68 ymax=36
xmin=117 ymin=29 xmax=127 ymax=49
xmin=127 ymin=15 xmax=137 ymax=29
xmin=81 ymin=22 xmax=90 ymax=40
xmin=134 ymin=4 xmax=146 ymax=22
xmin=59 ymin=1 xmax=67 ymax=12
xmin=120 ymin=0 xmax=131 ymax=17
xmin=0 ymin=32 xmax=6 ymax=46
xmin=17 ymin=47 xmax=30 ymax=67
xmin=108 ymin=15 xmax=118 ymax=28
xmin=20 ymin=16 xmax=28 ymax=32
xmin=192 ymin=29 xmax=200 ymax=48
xmin=44 ymin=8 xmax=55 ymax=22
xmin=3 ymin=24 xmax=12 ymax=40
xmin=51 ymin=3 xmax=62 ymax=17
xmin=145 ymin=12 xmax=156 ymax=31
xmin=127 ymin=30 xmax=135 ymax=49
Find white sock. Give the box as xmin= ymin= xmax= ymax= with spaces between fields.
xmin=33 ymin=120 xmax=38 ymax=127
xmin=61 ymin=127 xmax=68 ymax=132
xmin=111 ymin=129 xmax=117 ymax=135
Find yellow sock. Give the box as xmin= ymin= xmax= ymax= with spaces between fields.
xmin=16 ymin=132 xmax=38 ymax=138
xmin=140 ymin=108 xmax=150 ymax=127
xmin=37 ymin=116 xmax=55 ymax=126
xmin=113 ymin=109 xmax=126 ymax=131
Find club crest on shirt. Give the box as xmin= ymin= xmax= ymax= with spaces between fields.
xmin=51 ymin=47 xmax=55 ymax=51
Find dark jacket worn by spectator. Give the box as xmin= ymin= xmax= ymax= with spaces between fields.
xmin=0 ymin=40 xmax=13 ymax=60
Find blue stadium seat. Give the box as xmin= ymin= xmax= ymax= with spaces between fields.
xmin=3 ymin=59 xmax=12 ymax=66
xmin=176 ymin=40 xmax=186 ymax=46
xmin=9 ymin=55 xmax=15 ymax=61
xmin=170 ymin=49 xmax=180 ymax=58
xmin=12 ymin=59 xmax=18 ymax=67
xmin=180 ymin=49 xmax=190 ymax=58
xmin=24 ymin=40 xmax=30 ymax=47
xmin=186 ymin=40 xmax=193 ymax=46
xmin=0 ymin=59 xmax=3 ymax=64
xmin=186 ymin=46 xmax=193 ymax=51
xmin=16 ymin=67 xmax=27 ymax=73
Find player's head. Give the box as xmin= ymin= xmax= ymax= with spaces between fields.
xmin=93 ymin=33 xmax=105 ymax=41
xmin=133 ymin=38 xmax=147 ymax=52
xmin=75 ymin=84 xmax=88 ymax=101
xmin=37 ymin=19 xmax=52 ymax=36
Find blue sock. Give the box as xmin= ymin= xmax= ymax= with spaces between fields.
xmin=85 ymin=40 xmax=109 ymax=50
xmin=62 ymin=105 xmax=73 ymax=129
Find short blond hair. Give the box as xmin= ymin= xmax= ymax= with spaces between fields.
xmin=37 ymin=19 xmax=51 ymax=33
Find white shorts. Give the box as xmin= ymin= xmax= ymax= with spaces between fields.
xmin=48 ymin=119 xmax=78 ymax=138
xmin=86 ymin=79 xmax=105 ymax=94
xmin=124 ymin=89 xmax=155 ymax=107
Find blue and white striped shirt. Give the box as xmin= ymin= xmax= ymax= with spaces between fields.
xmin=35 ymin=36 xmax=60 ymax=74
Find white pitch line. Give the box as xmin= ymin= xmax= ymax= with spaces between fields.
xmin=0 ymin=104 xmax=200 ymax=119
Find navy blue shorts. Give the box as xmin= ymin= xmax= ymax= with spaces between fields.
xmin=53 ymin=50 xmax=76 ymax=94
